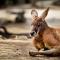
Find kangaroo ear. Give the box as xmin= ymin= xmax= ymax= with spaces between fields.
xmin=31 ymin=9 xmax=38 ymax=17
xmin=41 ymin=7 xmax=49 ymax=20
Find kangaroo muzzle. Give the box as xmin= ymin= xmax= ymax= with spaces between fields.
xmin=30 ymin=31 xmax=36 ymax=37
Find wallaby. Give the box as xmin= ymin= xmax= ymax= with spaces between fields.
xmin=29 ymin=7 xmax=60 ymax=56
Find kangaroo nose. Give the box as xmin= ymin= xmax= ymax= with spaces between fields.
xmin=30 ymin=31 xmax=35 ymax=36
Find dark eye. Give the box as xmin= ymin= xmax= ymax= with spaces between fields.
xmin=38 ymin=25 xmax=40 ymax=27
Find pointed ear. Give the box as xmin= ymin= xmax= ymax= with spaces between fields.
xmin=31 ymin=9 xmax=38 ymax=17
xmin=41 ymin=7 xmax=49 ymax=20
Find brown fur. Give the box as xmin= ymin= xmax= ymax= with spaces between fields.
xmin=30 ymin=7 xmax=60 ymax=56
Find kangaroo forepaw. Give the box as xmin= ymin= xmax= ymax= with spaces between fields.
xmin=29 ymin=51 xmax=37 ymax=57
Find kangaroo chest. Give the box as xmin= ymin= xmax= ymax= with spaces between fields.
xmin=43 ymin=28 xmax=60 ymax=49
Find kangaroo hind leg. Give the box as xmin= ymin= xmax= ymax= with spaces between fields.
xmin=29 ymin=48 xmax=60 ymax=56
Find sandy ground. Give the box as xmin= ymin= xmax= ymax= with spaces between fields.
xmin=0 ymin=39 xmax=60 ymax=60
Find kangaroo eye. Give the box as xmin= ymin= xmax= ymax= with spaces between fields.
xmin=37 ymin=25 xmax=40 ymax=27
xmin=37 ymin=23 xmax=40 ymax=27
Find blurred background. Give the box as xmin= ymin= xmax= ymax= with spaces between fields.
xmin=0 ymin=0 xmax=60 ymax=37
xmin=0 ymin=1 xmax=60 ymax=59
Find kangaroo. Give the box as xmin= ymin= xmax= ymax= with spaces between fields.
xmin=29 ymin=7 xmax=60 ymax=56
xmin=0 ymin=26 xmax=30 ymax=39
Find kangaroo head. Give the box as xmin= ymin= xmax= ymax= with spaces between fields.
xmin=30 ymin=7 xmax=49 ymax=37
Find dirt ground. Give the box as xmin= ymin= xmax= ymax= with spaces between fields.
xmin=0 ymin=39 xmax=60 ymax=60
